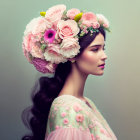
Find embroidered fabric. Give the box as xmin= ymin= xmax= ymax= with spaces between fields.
xmin=45 ymin=95 xmax=117 ymax=140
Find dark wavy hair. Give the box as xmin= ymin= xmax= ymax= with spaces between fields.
xmin=21 ymin=27 xmax=106 ymax=140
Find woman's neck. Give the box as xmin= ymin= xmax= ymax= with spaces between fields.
xmin=58 ymin=63 xmax=88 ymax=99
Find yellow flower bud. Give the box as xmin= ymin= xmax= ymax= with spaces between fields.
xmin=40 ymin=12 xmax=46 ymax=17
xmin=74 ymin=12 xmax=83 ymax=22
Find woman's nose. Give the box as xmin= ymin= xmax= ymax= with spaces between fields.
xmin=102 ymin=51 xmax=107 ymax=60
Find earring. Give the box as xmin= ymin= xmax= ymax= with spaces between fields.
xmin=71 ymin=60 xmax=75 ymax=63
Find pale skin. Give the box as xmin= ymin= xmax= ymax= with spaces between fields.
xmin=58 ymin=33 xmax=107 ymax=103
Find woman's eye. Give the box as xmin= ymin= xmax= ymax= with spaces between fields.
xmin=92 ymin=49 xmax=98 ymax=52
xmin=92 ymin=47 xmax=106 ymax=52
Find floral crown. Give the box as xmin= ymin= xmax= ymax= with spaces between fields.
xmin=22 ymin=4 xmax=110 ymax=77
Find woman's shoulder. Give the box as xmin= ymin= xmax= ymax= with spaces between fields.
xmin=48 ymin=94 xmax=94 ymax=121
xmin=50 ymin=94 xmax=86 ymax=111
xmin=47 ymin=95 xmax=91 ymax=132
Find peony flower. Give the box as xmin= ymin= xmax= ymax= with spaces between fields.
xmin=30 ymin=44 xmax=44 ymax=59
xmin=63 ymin=118 xmax=69 ymax=124
xmin=66 ymin=8 xmax=81 ymax=19
xmin=32 ymin=58 xmax=57 ymax=73
xmin=61 ymin=112 xmax=67 ymax=117
xmin=22 ymin=33 xmax=35 ymax=52
xmin=44 ymin=29 xmax=56 ymax=43
xmin=24 ymin=16 xmax=52 ymax=36
xmin=80 ymin=12 xmax=98 ymax=28
xmin=57 ymin=20 xmax=80 ymax=39
xmin=73 ymin=103 xmax=83 ymax=112
xmin=44 ymin=44 xmax=67 ymax=64
xmin=60 ymin=37 xmax=80 ymax=58
xmin=76 ymin=114 xmax=84 ymax=122
xmin=96 ymin=14 xmax=109 ymax=28
xmin=45 ymin=4 xmax=66 ymax=29
xmin=54 ymin=32 xmax=62 ymax=44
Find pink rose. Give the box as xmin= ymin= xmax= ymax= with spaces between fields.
xmin=24 ymin=17 xmax=52 ymax=36
xmin=63 ymin=118 xmax=69 ymax=124
xmin=80 ymin=12 xmax=98 ymax=27
xmin=23 ymin=33 xmax=35 ymax=52
xmin=103 ymin=23 xmax=108 ymax=28
xmin=75 ymin=114 xmax=84 ymax=122
xmin=60 ymin=37 xmax=80 ymax=58
xmin=61 ymin=112 xmax=67 ymax=117
xmin=92 ymin=22 xmax=100 ymax=29
xmin=44 ymin=44 xmax=67 ymax=64
xmin=54 ymin=32 xmax=62 ymax=44
xmin=45 ymin=4 xmax=66 ymax=30
xmin=31 ymin=45 xmax=44 ymax=59
xmin=73 ymin=103 xmax=83 ymax=112
xmin=57 ymin=20 xmax=80 ymax=39
xmin=66 ymin=8 xmax=81 ymax=19
xmin=96 ymin=14 xmax=109 ymax=28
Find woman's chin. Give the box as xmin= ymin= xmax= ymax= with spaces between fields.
xmin=91 ymin=71 xmax=104 ymax=76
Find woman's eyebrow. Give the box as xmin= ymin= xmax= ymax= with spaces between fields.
xmin=90 ymin=44 xmax=105 ymax=48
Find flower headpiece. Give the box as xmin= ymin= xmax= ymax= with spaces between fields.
xmin=22 ymin=4 xmax=110 ymax=77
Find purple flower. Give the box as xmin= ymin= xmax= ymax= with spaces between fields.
xmin=44 ymin=29 xmax=56 ymax=43
xmin=32 ymin=58 xmax=57 ymax=74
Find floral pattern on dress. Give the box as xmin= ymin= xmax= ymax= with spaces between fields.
xmin=45 ymin=95 xmax=118 ymax=140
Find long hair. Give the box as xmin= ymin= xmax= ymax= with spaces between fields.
xmin=21 ymin=27 xmax=106 ymax=140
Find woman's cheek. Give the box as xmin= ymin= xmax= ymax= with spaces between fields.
xmin=82 ymin=51 xmax=97 ymax=65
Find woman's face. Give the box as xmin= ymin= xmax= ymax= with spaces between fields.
xmin=75 ymin=33 xmax=107 ymax=76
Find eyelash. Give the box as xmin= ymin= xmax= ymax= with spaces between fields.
xmin=92 ymin=48 xmax=106 ymax=52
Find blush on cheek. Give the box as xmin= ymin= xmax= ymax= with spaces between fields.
xmin=81 ymin=52 xmax=97 ymax=65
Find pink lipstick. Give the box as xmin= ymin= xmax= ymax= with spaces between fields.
xmin=99 ymin=65 xmax=105 ymax=68
xmin=98 ymin=63 xmax=105 ymax=68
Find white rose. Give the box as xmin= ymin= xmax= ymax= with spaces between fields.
xmin=60 ymin=37 xmax=80 ymax=58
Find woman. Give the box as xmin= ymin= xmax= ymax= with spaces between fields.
xmin=21 ymin=4 xmax=117 ymax=140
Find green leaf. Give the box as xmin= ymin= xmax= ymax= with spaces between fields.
xmin=29 ymin=53 xmax=33 ymax=60
xmin=104 ymin=27 xmax=111 ymax=32
xmin=41 ymin=44 xmax=47 ymax=51
xmin=63 ymin=10 xmax=67 ymax=15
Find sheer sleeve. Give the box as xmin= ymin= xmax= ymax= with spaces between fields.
xmin=45 ymin=100 xmax=93 ymax=140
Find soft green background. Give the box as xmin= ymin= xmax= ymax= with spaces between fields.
xmin=0 ymin=0 xmax=140 ymax=139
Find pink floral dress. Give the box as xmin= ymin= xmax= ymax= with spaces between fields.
xmin=45 ymin=95 xmax=117 ymax=140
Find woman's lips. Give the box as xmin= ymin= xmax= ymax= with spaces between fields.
xmin=98 ymin=64 xmax=105 ymax=68
xmin=99 ymin=65 xmax=105 ymax=68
